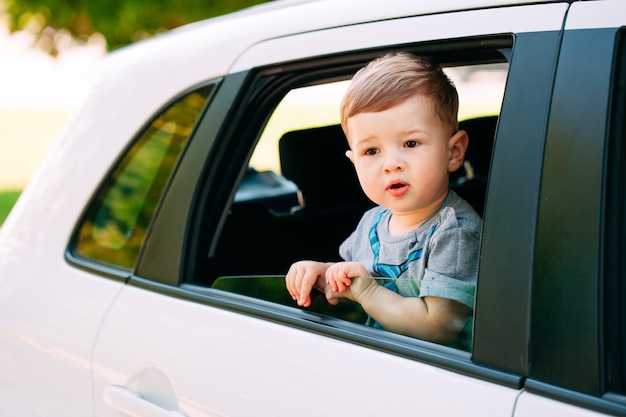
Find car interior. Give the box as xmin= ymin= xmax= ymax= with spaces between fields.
xmin=203 ymin=113 xmax=497 ymax=333
xmin=208 ymin=114 xmax=497 ymax=277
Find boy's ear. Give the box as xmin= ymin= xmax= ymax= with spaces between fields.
xmin=345 ymin=149 xmax=355 ymax=164
xmin=448 ymin=130 xmax=468 ymax=172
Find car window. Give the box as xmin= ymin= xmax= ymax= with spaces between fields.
xmin=192 ymin=48 xmax=510 ymax=352
xmin=72 ymin=85 xmax=214 ymax=270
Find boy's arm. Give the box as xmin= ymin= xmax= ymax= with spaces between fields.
xmin=341 ymin=277 xmax=471 ymax=344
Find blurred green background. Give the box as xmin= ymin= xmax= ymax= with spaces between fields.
xmin=3 ymin=0 xmax=271 ymax=54
xmin=0 ymin=0 xmax=270 ymax=226
xmin=0 ymin=190 xmax=20 ymax=224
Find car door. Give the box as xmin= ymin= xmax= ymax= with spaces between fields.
xmin=514 ymin=1 xmax=626 ymax=416
xmin=91 ymin=3 xmax=569 ymax=417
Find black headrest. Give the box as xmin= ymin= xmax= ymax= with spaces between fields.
xmin=459 ymin=115 xmax=498 ymax=178
xmin=279 ymin=125 xmax=368 ymax=211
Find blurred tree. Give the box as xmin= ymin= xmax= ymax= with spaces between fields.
xmin=3 ymin=0 xmax=271 ymax=56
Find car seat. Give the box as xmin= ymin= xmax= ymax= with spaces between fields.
xmin=277 ymin=125 xmax=374 ymax=262
xmin=279 ymin=124 xmax=371 ymax=213
xmin=450 ymin=115 xmax=498 ymax=216
xmin=209 ymin=125 xmax=373 ymax=278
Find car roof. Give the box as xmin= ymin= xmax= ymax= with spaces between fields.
xmin=93 ymin=0 xmax=565 ymax=93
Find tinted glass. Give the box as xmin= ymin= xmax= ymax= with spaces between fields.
xmin=74 ymin=85 xmax=214 ymax=269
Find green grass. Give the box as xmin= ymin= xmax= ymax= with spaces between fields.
xmin=0 ymin=190 xmax=21 ymax=226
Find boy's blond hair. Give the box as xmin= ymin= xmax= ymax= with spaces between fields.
xmin=340 ymin=52 xmax=459 ymax=137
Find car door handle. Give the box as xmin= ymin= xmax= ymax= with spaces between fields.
xmin=104 ymin=384 xmax=187 ymax=417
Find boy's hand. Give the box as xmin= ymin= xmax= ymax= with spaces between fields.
xmin=325 ymin=261 xmax=375 ymax=299
xmin=325 ymin=262 xmax=369 ymax=292
xmin=324 ymin=274 xmax=378 ymax=305
xmin=285 ymin=261 xmax=331 ymax=307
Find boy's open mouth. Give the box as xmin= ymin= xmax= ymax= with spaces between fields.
xmin=388 ymin=180 xmax=407 ymax=190
xmin=387 ymin=181 xmax=409 ymax=197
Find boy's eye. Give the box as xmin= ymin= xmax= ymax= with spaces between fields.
xmin=364 ymin=148 xmax=379 ymax=156
xmin=405 ymin=140 xmax=419 ymax=148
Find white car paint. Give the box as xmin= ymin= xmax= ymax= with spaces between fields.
xmin=93 ymin=285 xmax=521 ymax=417
xmin=230 ymin=3 xmax=569 ymax=73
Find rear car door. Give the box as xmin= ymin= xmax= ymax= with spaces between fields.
xmin=91 ymin=3 xmax=570 ymax=417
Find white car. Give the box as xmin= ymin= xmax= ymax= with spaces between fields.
xmin=1 ymin=1 xmax=625 ymax=416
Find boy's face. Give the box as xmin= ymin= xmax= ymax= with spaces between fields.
xmin=345 ymin=95 xmax=467 ymax=219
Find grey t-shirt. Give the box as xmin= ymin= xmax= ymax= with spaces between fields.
xmin=339 ymin=190 xmax=482 ymax=341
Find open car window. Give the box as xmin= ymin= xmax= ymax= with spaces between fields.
xmin=189 ymin=48 xmax=510 ymax=352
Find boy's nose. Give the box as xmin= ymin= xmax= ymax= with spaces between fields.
xmin=383 ymin=151 xmax=404 ymax=173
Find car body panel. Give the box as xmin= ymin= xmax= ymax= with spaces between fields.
xmin=230 ymin=3 xmax=569 ymax=73
xmin=565 ymin=0 xmax=626 ymax=30
xmin=93 ymin=284 xmax=521 ymax=417
xmin=0 ymin=259 xmax=124 ymax=416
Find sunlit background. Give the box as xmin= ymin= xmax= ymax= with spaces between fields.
xmin=0 ymin=26 xmax=104 ymax=225
xmin=0 ymin=0 xmax=269 ymax=224
xmin=0 ymin=22 xmax=105 ymax=189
